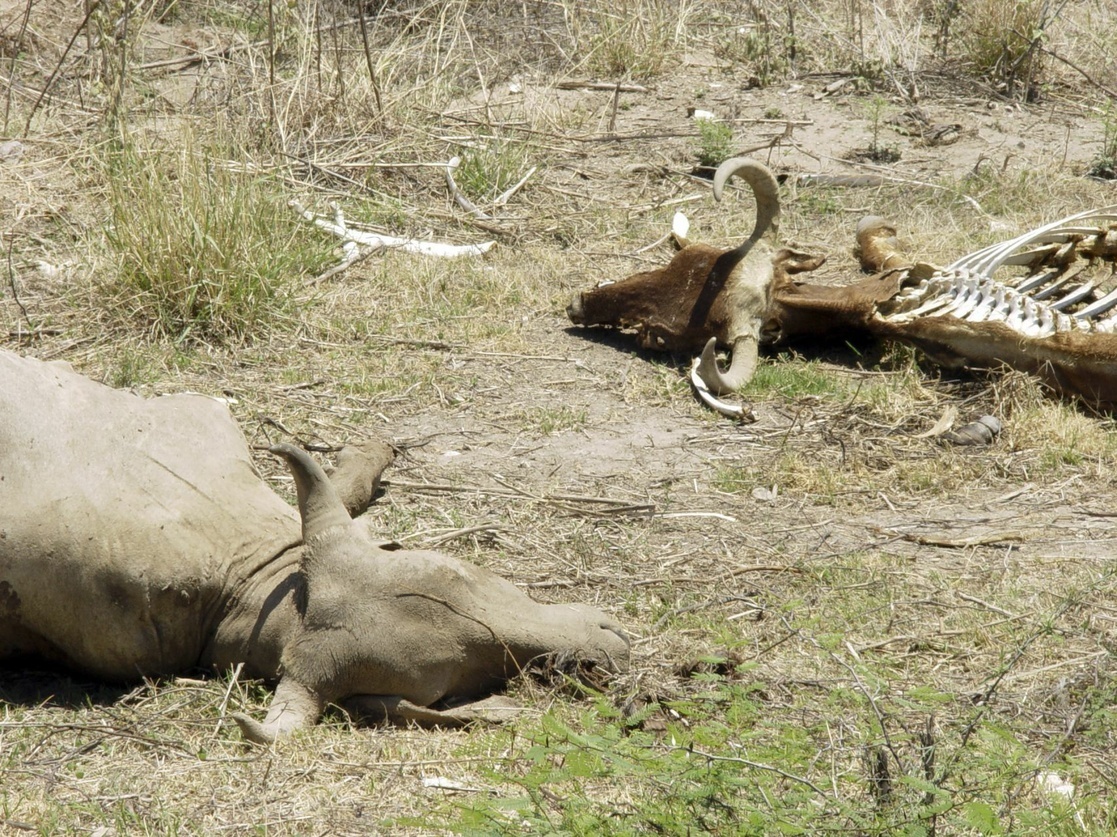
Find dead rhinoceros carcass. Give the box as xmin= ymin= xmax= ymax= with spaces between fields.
xmin=0 ymin=351 xmax=629 ymax=742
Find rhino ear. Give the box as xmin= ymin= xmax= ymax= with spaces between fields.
xmin=232 ymin=676 xmax=323 ymax=744
xmin=269 ymin=443 xmax=353 ymax=541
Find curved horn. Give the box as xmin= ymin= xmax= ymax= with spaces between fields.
xmin=269 ymin=443 xmax=353 ymax=541
xmin=712 ymin=157 xmax=780 ymax=242
xmin=695 ymin=336 xmax=759 ymax=395
xmin=232 ymin=676 xmax=323 ymax=744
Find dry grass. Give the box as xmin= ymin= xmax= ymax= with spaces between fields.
xmin=4 ymin=0 xmax=1117 ymax=832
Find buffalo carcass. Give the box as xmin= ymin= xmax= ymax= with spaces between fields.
xmin=567 ymin=156 xmax=1117 ymax=413
xmin=567 ymin=156 xmax=793 ymax=415
xmin=0 ymin=351 xmax=628 ymax=742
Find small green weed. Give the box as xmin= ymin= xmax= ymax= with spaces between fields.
xmin=851 ymin=94 xmax=900 ymax=164
xmin=453 ymin=138 xmax=534 ymax=203
xmin=1087 ymin=104 xmax=1117 ymax=180
xmin=694 ymin=118 xmax=734 ymax=169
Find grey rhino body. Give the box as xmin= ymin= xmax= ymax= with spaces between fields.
xmin=0 ymin=351 xmax=628 ymax=740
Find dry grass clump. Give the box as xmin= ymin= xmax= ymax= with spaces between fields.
xmin=956 ymin=0 xmax=1048 ymax=97
xmin=100 ymin=135 xmax=330 ymax=343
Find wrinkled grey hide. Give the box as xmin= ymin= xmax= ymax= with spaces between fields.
xmin=0 ymin=351 xmax=629 ymax=741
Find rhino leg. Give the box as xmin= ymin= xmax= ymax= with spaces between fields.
xmin=231 ymin=676 xmax=323 ymax=744
xmin=342 ymin=694 xmax=524 ymax=728
xmin=325 ymin=440 xmax=395 ymax=518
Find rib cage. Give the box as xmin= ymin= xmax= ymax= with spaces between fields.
xmin=879 ymin=207 xmax=1117 ymax=337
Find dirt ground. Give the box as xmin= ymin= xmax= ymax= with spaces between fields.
xmin=4 ymin=0 xmax=1117 ymax=832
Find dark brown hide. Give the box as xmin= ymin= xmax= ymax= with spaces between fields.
xmin=568 ymin=244 xmax=755 ymax=352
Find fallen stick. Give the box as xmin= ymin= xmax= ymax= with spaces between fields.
xmin=556 ymin=80 xmax=648 ymax=93
xmin=444 ymin=157 xmax=492 ymax=220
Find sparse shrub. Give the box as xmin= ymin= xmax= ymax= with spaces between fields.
xmin=715 ymin=1 xmax=792 ymax=85
xmin=102 ymin=137 xmax=329 ymax=343
xmin=856 ymin=93 xmax=901 ymax=163
xmin=453 ymin=138 xmax=534 ymax=202
xmin=568 ymin=0 xmax=693 ymax=79
xmin=957 ymin=0 xmax=1046 ymax=98
xmin=694 ymin=118 xmax=734 ymax=169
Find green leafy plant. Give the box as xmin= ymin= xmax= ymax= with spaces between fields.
xmin=1087 ymin=104 xmax=1117 ymax=180
xmin=694 ymin=118 xmax=734 ymax=168
xmin=855 ymin=94 xmax=901 ymax=163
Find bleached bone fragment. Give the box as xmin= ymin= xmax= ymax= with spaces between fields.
xmin=930 ymin=272 xmax=980 ymax=319
xmin=672 ymin=212 xmax=691 ymax=247
xmin=886 ymin=281 xmax=957 ymax=320
xmin=1000 ymin=244 xmax=1060 ymax=268
xmin=493 ymin=166 xmax=537 ymax=207
xmin=1076 ymin=287 xmax=1117 ymax=320
xmin=1030 ymin=274 xmax=1073 ymax=300
xmin=966 ymin=282 xmax=1008 ymax=322
xmin=952 ymin=208 xmax=1117 ymax=276
xmin=954 ymin=277 xmax=1001 ymax=319
xmin=1055 ymin=309 xmax=1076 ymax=333
xmin=690 ymin=359 xmax=754 ymax=421
xmin=1048 ymin=281 xmax=1097 ymax=311
xmin=445 ymin=157 xmax=493 ymax=221
xmin=942 ymin=415 xmax=1001 ymax=446
xmin=1014 ymin=267 xmax=1062 ymax=293
xmin=291 ymin=200 xmax=495 ymax=258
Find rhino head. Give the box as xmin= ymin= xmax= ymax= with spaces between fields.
xmin=233 ymin=444 xmax=629 ymax=743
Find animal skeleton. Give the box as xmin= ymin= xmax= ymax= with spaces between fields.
xmin=568 ymin=155 xmax=1117 ymax=414
xmin=767 ymin=205 xmax=1117 ymax=412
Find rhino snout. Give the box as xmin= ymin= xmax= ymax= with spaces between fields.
xmin=585 ymin=614 xmax=631 ymax=671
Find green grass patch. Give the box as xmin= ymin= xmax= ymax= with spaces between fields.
xmin=743 ymin=356 xmax=848 ymax=400
xmin=694 ymin=118 xmax=734 ymax=168
xmin=453 ymin=137 xmax=536 ymax=204
xmin=101 ymin=137 xmax=331 ymax=343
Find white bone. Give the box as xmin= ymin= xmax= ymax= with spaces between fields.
xmin=1076 ymin=286 xmax=1117 ymax=319
xmin=689 ymin=359 xmax=753 ymax=421
xmin=445 ymin=157 xmax=493 ymax=221
xmin=292 ymin=201 xmax=494 ymax=258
